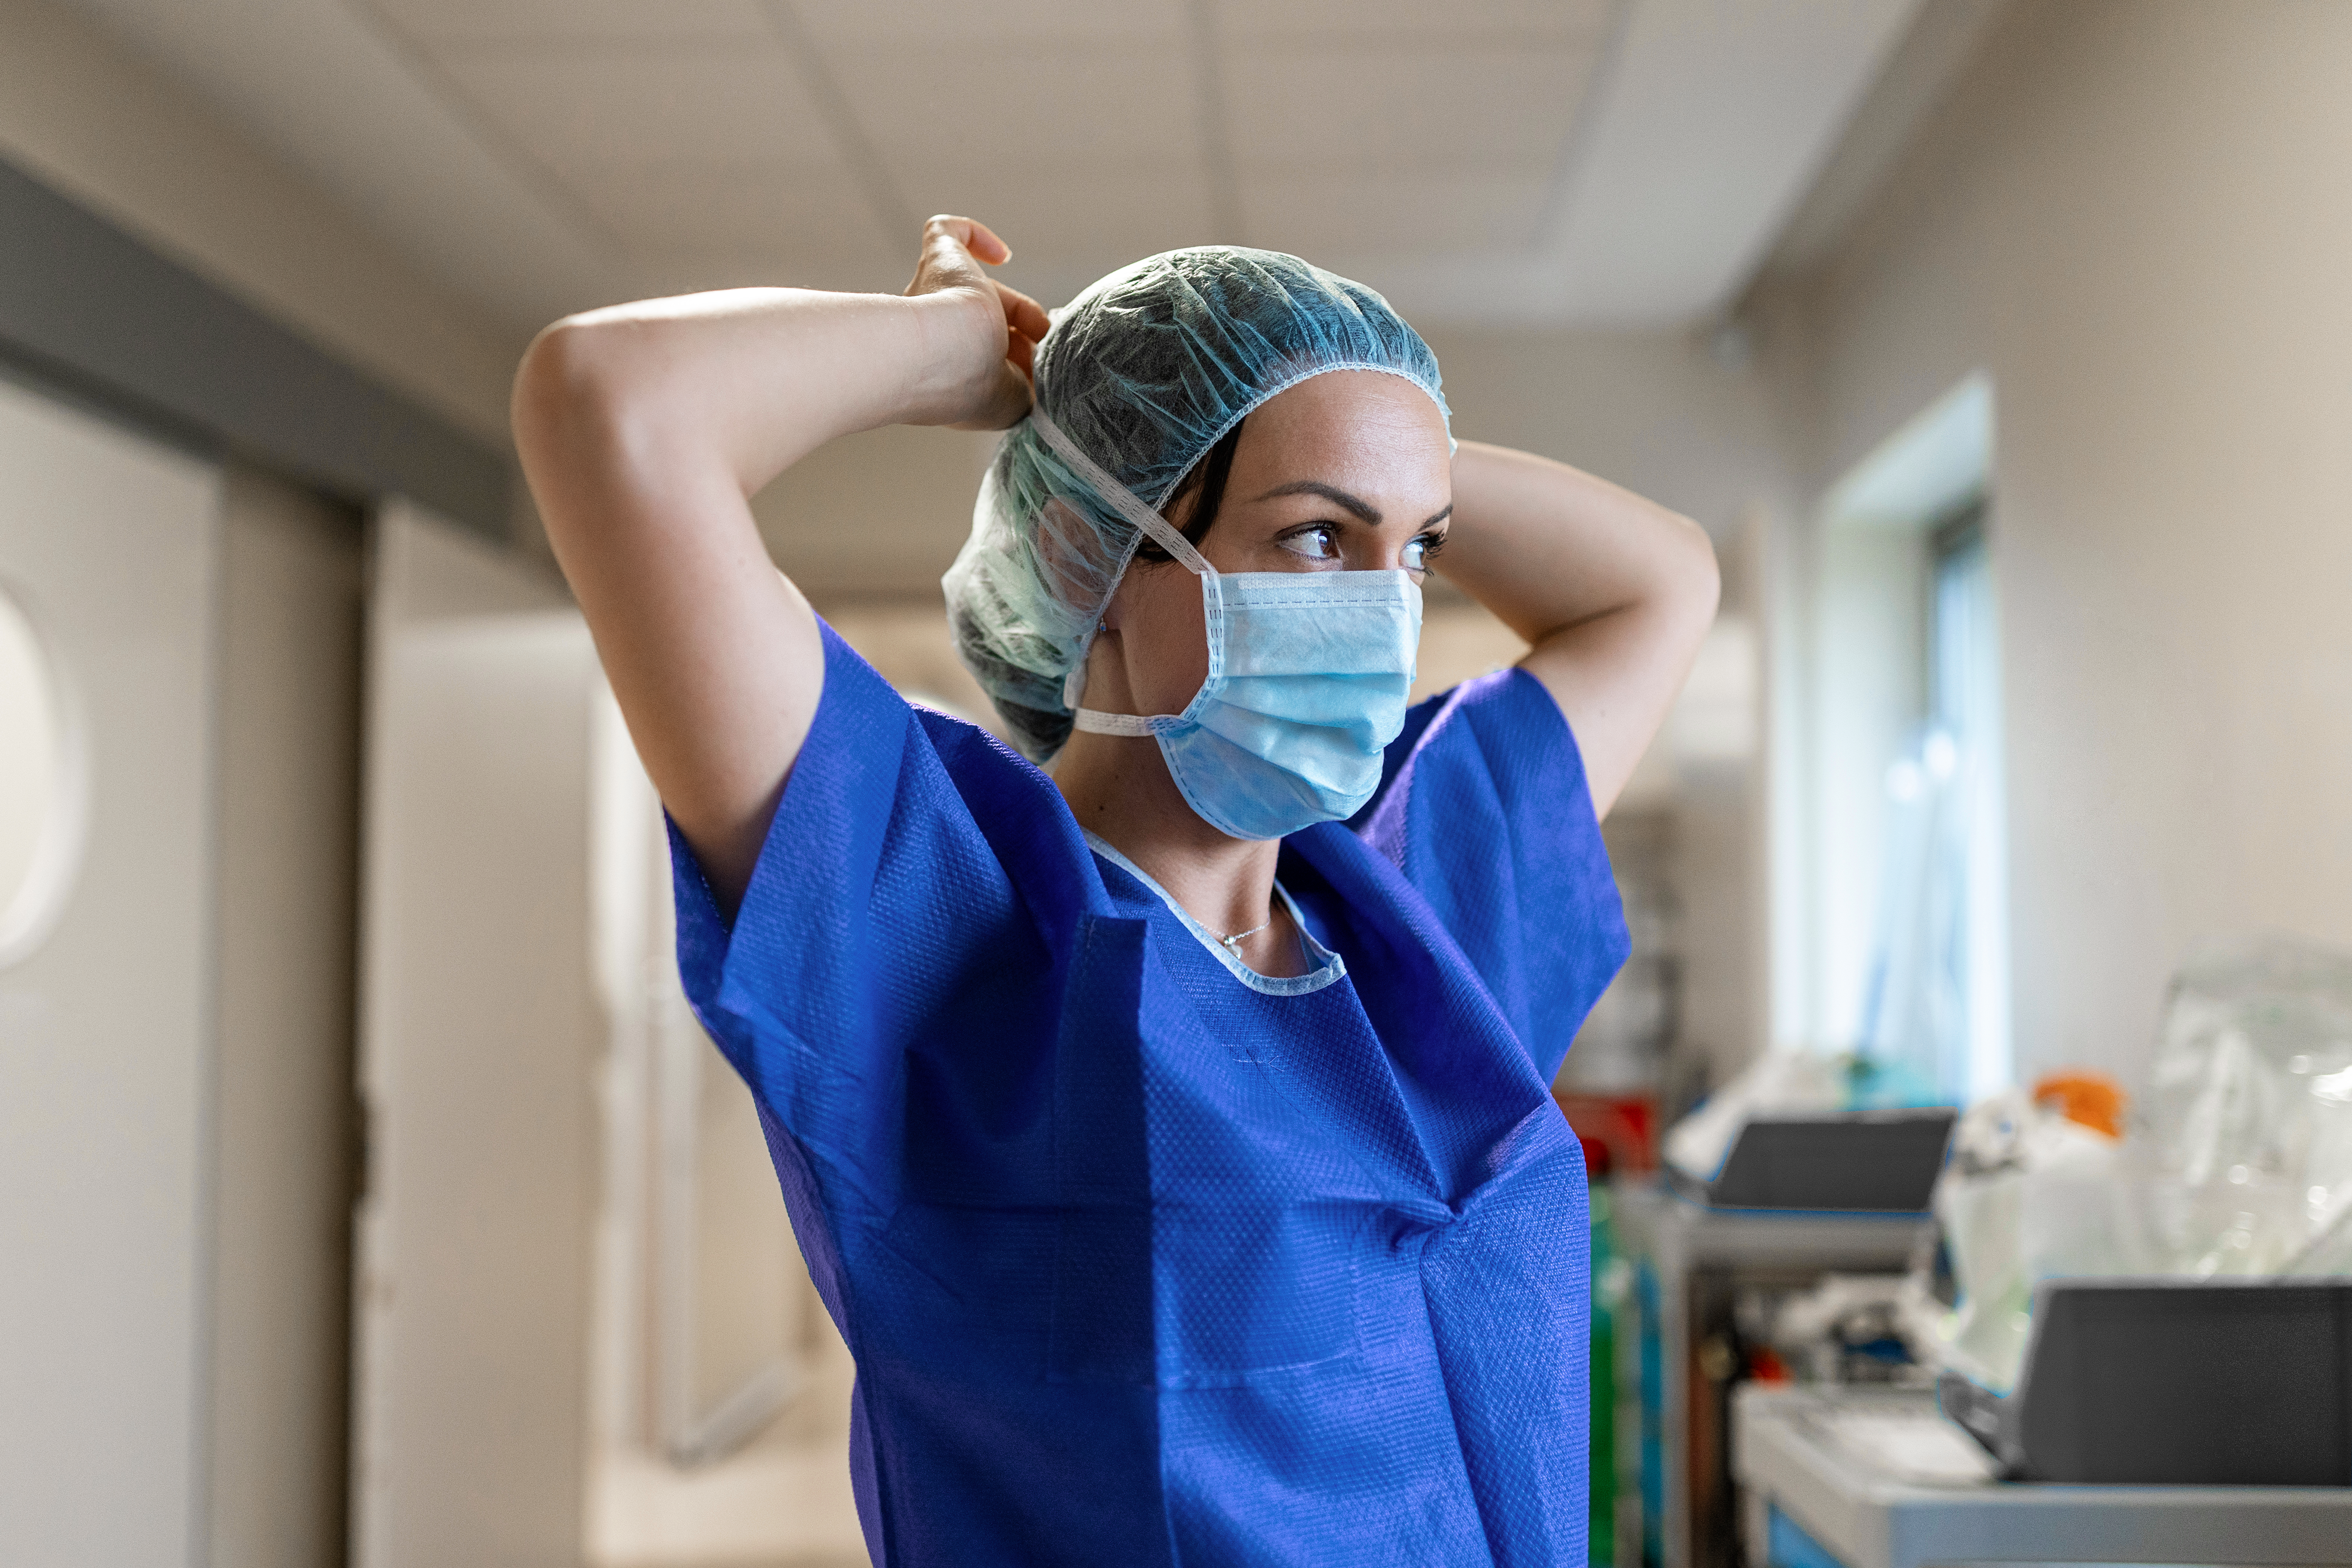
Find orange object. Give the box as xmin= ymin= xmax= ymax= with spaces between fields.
xmin=2033 ymin=1071 xmax=2128 ymax=1139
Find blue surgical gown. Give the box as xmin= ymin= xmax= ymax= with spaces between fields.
xmin=672 ymin=621 xmax=1629 ymax=1567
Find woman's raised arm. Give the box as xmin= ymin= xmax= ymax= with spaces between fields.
xmin=512 ymin=218 xmax=1046 ymax=911
xmin=1435 ymin=441 xmax=1721 ymax=818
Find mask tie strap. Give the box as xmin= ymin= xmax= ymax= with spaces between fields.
xmin=1071 ymin=707 xmax=1165 ymax=737
xmin=1026 ymin=407 xmax=1215 ymax=576
xmin=1028 ymin=406 xmax=1218 ymax=724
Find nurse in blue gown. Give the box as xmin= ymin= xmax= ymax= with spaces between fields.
xmin=517 ymin=219 xmax=1720 ymax=1567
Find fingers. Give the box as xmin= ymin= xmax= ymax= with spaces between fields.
xmin=994 ymin=280 xmax=1051 ymax=345
xmin=992 ymin=281 xmax=1048 ymax=377
xmin=927 ymin=214 xmax=1010 ymax=264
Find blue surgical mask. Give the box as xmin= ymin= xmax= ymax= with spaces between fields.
xmin=1029 ymin=408 xmax=1422 ymax=841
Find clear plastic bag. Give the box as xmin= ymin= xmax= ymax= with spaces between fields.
xmin=1920 ymin=936 xmax=2352 ymax=1391
xmin=2143 ymin=936 xmax=2352 ymax=1274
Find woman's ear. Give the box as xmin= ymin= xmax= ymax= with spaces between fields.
xmin=1100 ymin=557 xmax=1149 ymax=635
xmin=1032 ymin=497 xmax=1122 ymax=614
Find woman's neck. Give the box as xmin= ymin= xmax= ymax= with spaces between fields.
xmin=1051 ymin=729 xmax=1306 ymax=978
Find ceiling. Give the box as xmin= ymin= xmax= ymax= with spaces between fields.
xmin=59 ymin=0 xmax=1924 ymax=336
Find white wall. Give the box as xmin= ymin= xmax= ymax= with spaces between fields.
xmin=1424 ymin=325 xmax=1802 ymax=544
xmin=353 ymin=508 xmax=599 ymax=1568
xmin=1778 ymin=0 xmax=2352 ymax=1085
xmin=0 ymin=373 xmax=221 ymax=1568
xmin=0 ymin=0 xmax=523 ymax=443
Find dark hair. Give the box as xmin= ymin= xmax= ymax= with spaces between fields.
xmin=1133 ymin=417 xmax=1245 ymax=564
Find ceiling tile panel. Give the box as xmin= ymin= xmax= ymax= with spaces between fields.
xmin=1239 ymin=172 xmax=1549 ymax=261
xmin=572 ymin=162 xmax=888 ymax=259
xmin=791 ymin=0 xmax=1186 ymax=47
xmin=368 ymin=0 xmax=775 ymax=47
xmin=1225 ymin=45 xmax=1598 ymax=174
xmin=1214 ymin=0 xmax=1616 ymax=44
xmin=633 ymin=247 xmax=890 ymax=299
xmin=828 ymin=45 xmax=1198 ymax=172
xmin=433 ymin=46 xmax=841 ymax=185
xmin=893 ymin=166 xmax=1214 ymax=275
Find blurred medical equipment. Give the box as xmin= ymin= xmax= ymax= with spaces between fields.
xmin=1916 ymin=1079 xmax=2134 ymax=1391
xmin=942 ymin=247 xmax=1449 ymax=759
xmin=1584 ymin=1141 xmax=1632 ymax=1568
xmin=1616 ymin=1183 xmax=1931 ymax=1568
xmin=1746 ymin=1273 xmax=1924 ymax=1387
xmin=1629 ymin=1049 xmax=1959 ymax=1567
xmin=1664 ymin=1051 xmax=1847 ymax=1182
xmin=1734 ymin=1384 xmax=2352 ymax=1568
xmin=1661 ymin=1050 xmax=1955 ymax=1212
xmin=1676 ymin=1113 xmax=1955 ymax=1214
xmin=1941 ymin=1277 xmax=2352 ymax=1485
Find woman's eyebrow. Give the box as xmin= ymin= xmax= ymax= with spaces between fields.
xmin=1422 ymin=505 xmax=1454 ymax=530
xmin=1251 ymin=479 xmax=1380 ymax=523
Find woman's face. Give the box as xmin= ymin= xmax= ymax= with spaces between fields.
xmin=1095 ymin=369 xmax=1452 ymax=719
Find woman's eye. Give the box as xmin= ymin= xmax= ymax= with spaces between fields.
xmin=1401 ymin=537 xmax=1428 ymax=571
xmin=1281 ymin=525 xmax=1339 ymax=560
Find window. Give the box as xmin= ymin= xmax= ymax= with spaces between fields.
xmin=0 ymin=580 xmax=84 ymax=969
xmin=1854 ymin=502 xmax=2011 ymax=1102
xmin=1789 ymin=372 xmax=2011 ymax=1104
xmin=1929 ymin=506 xmax=2012 ymax=1102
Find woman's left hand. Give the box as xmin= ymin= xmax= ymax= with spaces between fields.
xmin=1437 ymin=442 xmax=1721 ymax=818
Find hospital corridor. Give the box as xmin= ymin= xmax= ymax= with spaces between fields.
xmin=4 ymin=2 xmax=2352 ymax=1566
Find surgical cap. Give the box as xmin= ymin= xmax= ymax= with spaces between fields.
xmin=941 ymin=246 xmax=1451 ymax=761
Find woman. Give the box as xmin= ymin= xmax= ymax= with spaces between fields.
xmin=517 ymin=219 xmax=1718 ymax=1567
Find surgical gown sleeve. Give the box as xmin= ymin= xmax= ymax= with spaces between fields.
xmin=1352 ymin=665 xmax=1628 ymax=1082
xmin=665 ymin=620 xmax=1076 ymax=1232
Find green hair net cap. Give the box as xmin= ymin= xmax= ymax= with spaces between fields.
xmin=941 ymin=246 xmax=1451 ymax=761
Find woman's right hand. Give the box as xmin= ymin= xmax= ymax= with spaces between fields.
xmin=903 ymin=216 xmax=1050 ymax=432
